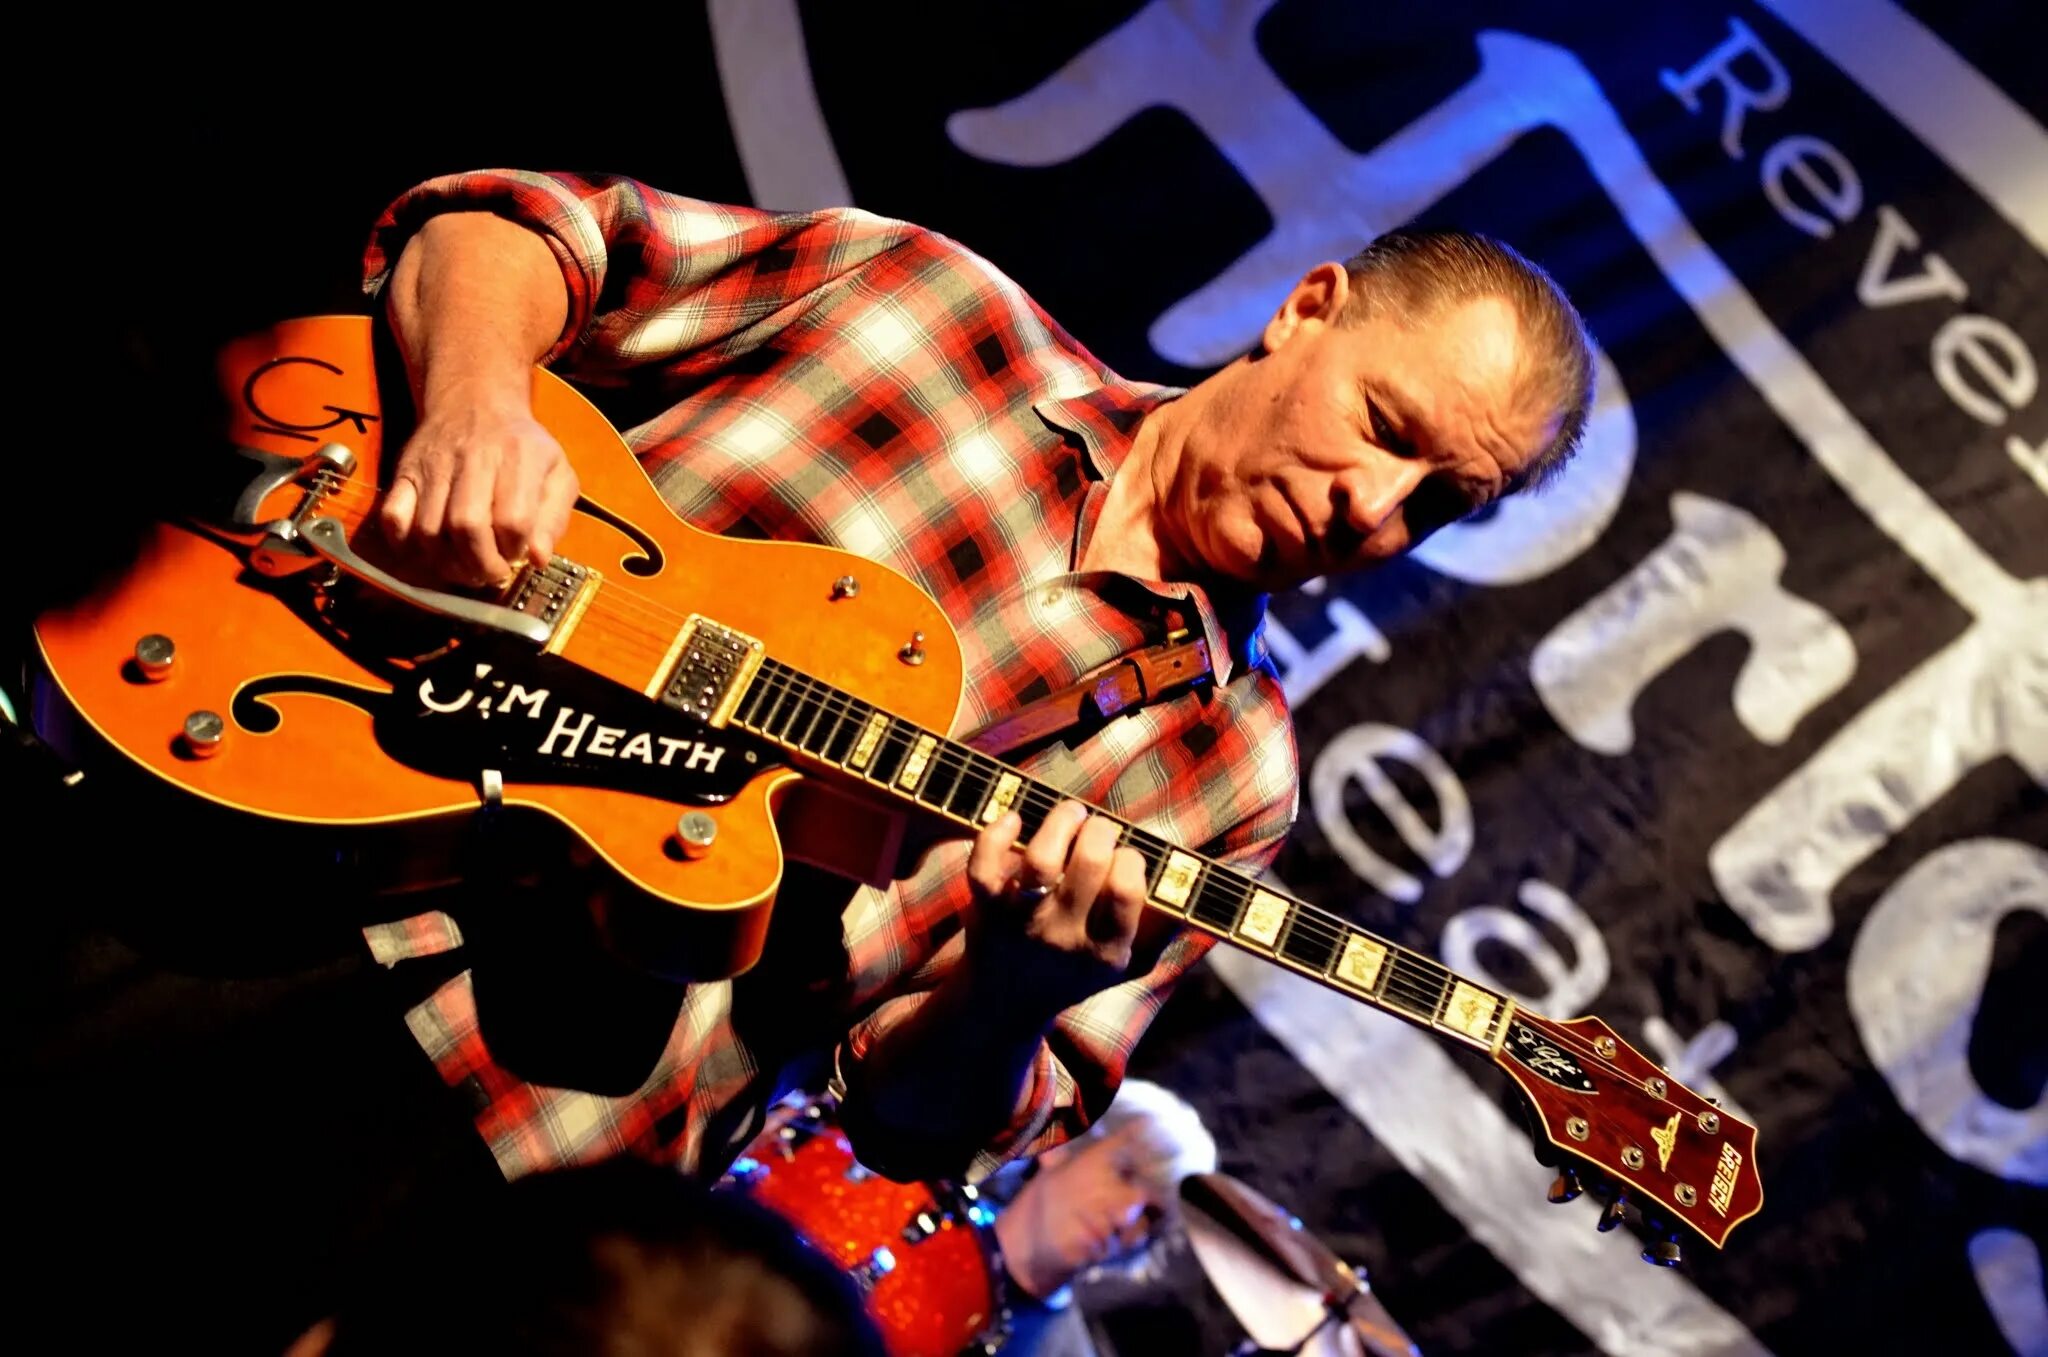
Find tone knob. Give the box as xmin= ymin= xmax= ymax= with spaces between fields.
xmin=134 ymin=634 xmax=176 ymax=681
xmin=673 ymin=811 xmax=718 ymax=859
xmin=182 ymin=710 xmax=225 ymax=759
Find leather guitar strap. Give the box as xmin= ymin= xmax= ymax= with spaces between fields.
xmin=963 ymin=619 xmax=1214 ymax=760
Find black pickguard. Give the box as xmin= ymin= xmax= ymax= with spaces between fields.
xmin=239 ymin=648 xmax=779 ymax=805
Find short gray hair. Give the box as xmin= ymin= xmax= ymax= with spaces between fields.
xmin=1342 ymin=227 xmax=1594 ymax=490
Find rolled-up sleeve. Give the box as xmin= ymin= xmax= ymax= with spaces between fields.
xmin=361 ymin=168 xmax=925 ymax=387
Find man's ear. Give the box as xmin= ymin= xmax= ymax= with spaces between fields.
xmin=1260 ymin=262 xmax=1351 ymax=353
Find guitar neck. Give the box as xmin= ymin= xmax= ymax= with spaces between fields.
xmin=726 ymin=657 xmax=1514 ymax=1051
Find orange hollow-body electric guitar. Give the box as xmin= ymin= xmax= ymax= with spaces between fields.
xmin=32 ymin=317 xmax=1762 ymax=1258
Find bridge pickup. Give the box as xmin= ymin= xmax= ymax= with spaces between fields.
xmin=660 ymin=616 xmax=766 ymax=727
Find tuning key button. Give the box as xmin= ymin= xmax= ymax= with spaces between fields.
xmin=1643 ymin=1235 xmax=1683 ymax=1267
xmin=134 ymin=634 xmax=176 ymax=681
xmin=181 ymin=710 xmax=225 ymax=758
xmin=1547 ymin=1168 xmax=1584 ymax=1204
xmin=1597 ymin=1195 xmax=1629 ymax=1233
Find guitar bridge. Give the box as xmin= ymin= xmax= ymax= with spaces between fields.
xmin=659 ymin=616 xmax=765 ymax=727
xmin=502 ymin=556 xmax=601 ymax=652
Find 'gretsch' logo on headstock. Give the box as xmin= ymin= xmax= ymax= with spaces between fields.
xmin=1503 ymin=1021 xmax=1598 ymax=1094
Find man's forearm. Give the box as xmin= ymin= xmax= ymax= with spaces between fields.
xmin=846 ymin=961 xmax=1060 ymax=1178
xmin=384 ymin=211 xmax=569 ymax=410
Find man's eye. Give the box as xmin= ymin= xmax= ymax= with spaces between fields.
xmin=1368 ymin=401 xmax=1412 ymax=457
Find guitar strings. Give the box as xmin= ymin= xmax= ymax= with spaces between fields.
xmin=741 ymin=664 xmax=1660 ymax=1089
xmin=740 ymin=662 xmax=1478 ymax=1027
xmin=295 ymin=490 xmax=1668 ymax=1102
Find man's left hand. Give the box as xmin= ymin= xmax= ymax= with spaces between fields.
xmin=964 ymin=801 xmax=1149 ymax=1022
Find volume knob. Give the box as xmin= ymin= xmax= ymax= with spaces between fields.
xmin=673 ymin=811 xmax=718 ymax=859
xmin=134 ymin=634 xmax=176 ymax=682
xmin=181 ymin=710 xmax=225 ymax=759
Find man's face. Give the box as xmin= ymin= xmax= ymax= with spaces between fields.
xmin=1002 ymin=1121 xmax=1171 ymax=1294
xmin=1162 ymin=267 xmax=1558 ymax=591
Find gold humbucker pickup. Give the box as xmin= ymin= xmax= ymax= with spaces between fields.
xmin=1235 ymin=889 xmax=1290 ymax=950
xmin=1439 ymin=980 xmax=1500 ymax=1043
xmin=1152 ymin=850 xmax=1202 ymax=910
xmin=1333 ymin=935 xmax=1387 ymax=993
xmin=898 ymin=734 xmax=938 ymax=790
xmin=979 ymin=772 xmax=1023 ymax=824
xmin=848 ymin=713 xmax=889 ymax=771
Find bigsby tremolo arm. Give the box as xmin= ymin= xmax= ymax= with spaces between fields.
xmin=244 ymin=442 xmax=552 ymax=647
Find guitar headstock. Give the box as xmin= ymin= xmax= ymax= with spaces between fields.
xmin=1493 ymin=1011 xmax=1763 ymax=1256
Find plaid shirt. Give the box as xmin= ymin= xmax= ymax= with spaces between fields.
xmin=358 ymin=170 xmax=1300 ymax=1181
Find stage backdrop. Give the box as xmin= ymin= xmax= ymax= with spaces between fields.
xmin=688 ymin=6 xmax=2044 ymax=1354
xmin=110 ymin=3 xmax=2042 ymax=1353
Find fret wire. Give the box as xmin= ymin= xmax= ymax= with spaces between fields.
xmin=916 ymin=742 xmax=969 ymax=815
xmin=735 ymin=666 xmax=1492 ymax=1020
xmin=792 ymin=684 xmax=832 ymax=753
xmin=945 ymin=753 xmax=998 ymax=821
xmin=806 ymin=691 xmax=853 ymax=758
xmin=823 ymin=696 xmax=867 ymax=765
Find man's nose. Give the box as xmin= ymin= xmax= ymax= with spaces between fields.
xmin=1335 ymin=459 xmax=1429 ymax=536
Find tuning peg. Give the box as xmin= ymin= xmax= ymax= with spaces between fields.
xmin=1642 ymin=1233 xmax=1683 ymax=1267
xmin=1547 ymin=1168 xmax=1584 ymax=1204
xmin=1597 ymin=1193 xmax=1629 ymax=1233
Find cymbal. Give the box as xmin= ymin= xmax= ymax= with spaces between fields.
xmin=1179 ymin=1172 xmax=1420 ymax=1357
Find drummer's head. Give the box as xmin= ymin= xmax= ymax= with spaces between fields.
xmin=996 ymin=1079 xmax=1218 ymax=1301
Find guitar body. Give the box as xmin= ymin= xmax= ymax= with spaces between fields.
xmin=32 ymin=316 xmax=965 ymax=979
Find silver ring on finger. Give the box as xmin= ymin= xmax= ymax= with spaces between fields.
xmin=1015 ymin=876 xmax=1061 ymax=903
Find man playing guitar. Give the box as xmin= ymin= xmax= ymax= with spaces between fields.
xmin=21 ymin=166 xmax=1598 ymax=1351
xmin=360 ymin=169 xmax=1590 ymax=1186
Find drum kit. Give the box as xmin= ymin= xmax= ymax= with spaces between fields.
xmin=719 ymin=1097 xmax=1420 ymax=1357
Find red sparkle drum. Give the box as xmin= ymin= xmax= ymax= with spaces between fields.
xmin=720 ymin=1103 xmax=1005 ymax=1357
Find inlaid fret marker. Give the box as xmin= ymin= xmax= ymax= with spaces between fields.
xmin=979 ymin=772 xmax=1023 ymax=824
xmin=1152 ymin=851 xmax=1201 ymax=910
xmin=1333 ymin=935 xmax=1387 ymax=993
xmin=1236 ymin=889 xmax=1289 ymax=950
xmin=1440 ymin=981 xmax=1499 ymax=1042
xmin=848 ymin=713 xmax=888 ymax=771
xmin=898 ymin=734 xmax=937 ymax=790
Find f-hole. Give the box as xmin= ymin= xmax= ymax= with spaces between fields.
xmin=574 ymin=497 xmax=664 ymax=577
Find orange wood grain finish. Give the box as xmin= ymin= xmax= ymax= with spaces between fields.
xmin=34 ymin=316 xmax=965 ymax=978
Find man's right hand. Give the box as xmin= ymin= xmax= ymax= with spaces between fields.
xmin=377 ymin=393 xmax=580 ymax=587
xmin=378 ymin=209 xmax=578 ymax=587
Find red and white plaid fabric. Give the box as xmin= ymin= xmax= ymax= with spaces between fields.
xmin=358 ymin=170 xmax=1300 ymax=1180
